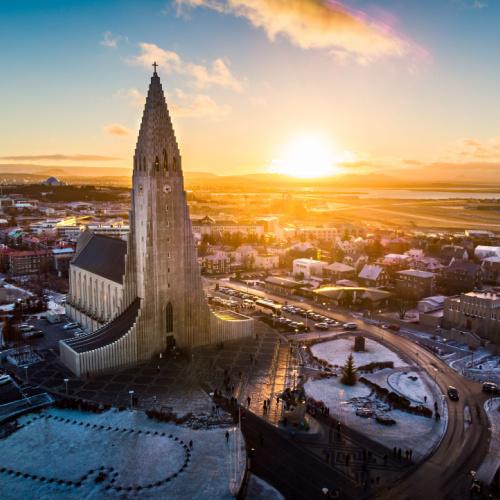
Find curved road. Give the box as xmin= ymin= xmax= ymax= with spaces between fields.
xmin=212 ymin=280 xmax=491 ymax=499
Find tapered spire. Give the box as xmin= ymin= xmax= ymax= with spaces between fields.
xmin=135 ymin=65 xmax=180 ymax=167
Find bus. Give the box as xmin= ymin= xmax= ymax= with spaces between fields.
xmin=255 ymin=299 xmax=282 ymax=316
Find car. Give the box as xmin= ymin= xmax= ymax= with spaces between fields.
xmin=314 ymin=322 xmax=330 ymax=330
xmin=343 ymin=322 xmax=358 ymax=330
xmin=63 ymin=322 xmax=79 ymax=330
xmin=23 ymin=330 xmax=44 ymax=339
xmin=482 ymin=382 xmax=498 ymax=394
xmin=447 ymin=386 xmax=459 ymax=401
xmin=0 ymin=374 xmax=13 ymax=385
xmin=18 ymin=324 xmax=35 ymax=333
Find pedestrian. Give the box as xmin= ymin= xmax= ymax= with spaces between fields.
xmin=424 ymin=395 xmax=427 ymax=403
xmin=189 ymin=440 xmax=193 ymax=449
xmin=225 ymin=431 xmax=229 ymax=443
xmin=247 ymin=396 xmax=251 ymax=407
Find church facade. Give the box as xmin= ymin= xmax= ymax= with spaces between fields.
xmin=60 ymin=68 xmax=253 ymax=377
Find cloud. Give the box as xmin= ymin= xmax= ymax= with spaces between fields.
xmin=0 ymin=154 xmax=119 ymax=161
xmin=452 ymin=0 xmax=488 ymax=9
xmin=168 ymin=89 xmax=231 ymax=119
xmin=100 ymin=31 xmax=120 ymax=48
xmin=103 ymin=124 xmax=132 ymax=136
xmin=176 ymin=0 xmax=427 ymax=64
xmin=130 ymin=42 xmax=243 ymax=91
xmin=114 ymin=88 xmax=145 ymax=108
xmin=442 ymin=136 xmax=500 ymax=163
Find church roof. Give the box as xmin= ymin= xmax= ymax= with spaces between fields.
xmin=71 ymin=233 xmax=126 ymax=284
xmin=63 ymin=298 xmax=140 ymax=353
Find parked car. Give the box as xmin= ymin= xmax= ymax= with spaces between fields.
xmin=0 ymin=374 xmax=13 ymax=385
xmin=63 ymin=322 xmax=79 ymax=330
xmin=482 ymin=382 xmax=498 ymax=394
xmin=314 ymin=322 xmax=330 ymax=330
xmin=447 ymin=386 xmax=459 ymax=401
xmin=343 ymin=322 xmax=358 ymax=330
xmin=23 ymin=330 xmax=44 ymax=339
xmin=18 ymin=324 xmax=35 ymax=333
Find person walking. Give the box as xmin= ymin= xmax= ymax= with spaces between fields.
xmin=225 ymin=431 xmax=230 ymax=443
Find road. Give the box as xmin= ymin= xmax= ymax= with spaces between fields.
xmin=209 ymin=279 xmax=491 ymax=499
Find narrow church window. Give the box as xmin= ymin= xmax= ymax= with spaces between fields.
xmin=163 ymin=150 xmax=168 ymax=172
xmin=155 ymin=156 xmax=160 ymax=172
xmin=173 ymin=157 xmax=177 ymax=172
xmin=142 ymin=157 xmax=146 ymax=171
xmin=165 ymin=302 xmax=173 ymax=333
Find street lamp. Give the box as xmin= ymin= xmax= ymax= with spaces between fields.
xmin=129 ymin=390 xmax=135 ymax=410
xmin=64 ymin=378 xmax=69 ymax=396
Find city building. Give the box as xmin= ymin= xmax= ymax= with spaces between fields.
xmin=323 ymin=262 xmax=356 ymax=282
xmin=264 ymin=276 xmax=304 ymax=296
xmin=52 ymin=247 xmax=75 ymax=277
xmin=60 ymin=69 xmax=253 ymax=376
xmin=8 ymin=249 xmax=51 ymax=275
xmin=474 ymin=245 xmax=500 ymax=260
xmin=440 ymin=259 xmax=482 ymax=294
xmin=358 ymin=264 xmax=390 ymax=288
xmin=292 ymin=258 xmax=328 ymax=279
xmin=201 ymin=254 xmax=231 ymax=275
xmin=443 ymin=291 xmax=500 ymax=346
xmin=481 ymin=256 xmax=500 ymax=284
xmin=254 ymin=253 xmax=279 ymax=270
xmin=395 ymin=269 xmax=435 ymax=300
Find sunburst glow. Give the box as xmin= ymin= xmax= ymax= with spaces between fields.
xmin=270 ymin=134 xmax=350 ymax=178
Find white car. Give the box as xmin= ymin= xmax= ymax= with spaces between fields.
xmin=63 ymin=322 xmax=79 ymax=330
xmin=0 ymin=374 xmax=13 ymax=385
xmin=343 ymin=322 xmax=358 ymax=330
xmin=314 ymin=323 xmax=330 ymax=330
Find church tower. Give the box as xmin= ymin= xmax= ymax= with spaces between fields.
xmin=127 ymin=65 xmax=211 ymax=359
xmin=60 ymin=66 xmax=253 ymax=377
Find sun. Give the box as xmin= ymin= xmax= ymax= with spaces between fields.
xmin=270 ymin=133 xmax=348 ymax=178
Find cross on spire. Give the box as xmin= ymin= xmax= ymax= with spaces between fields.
xmin=152 ymin=61 xmax=158 ymax=74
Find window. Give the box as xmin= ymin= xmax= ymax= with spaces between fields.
xmin=165 ymin=302 xmax=173 ymax=333
xmin=155 ymin=156 xmax=160 ymax=172
xmin=163 ymin=150 xmax=168 ymax=172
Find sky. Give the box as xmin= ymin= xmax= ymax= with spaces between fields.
xmin=1 ymin=0 xmax=500 ymax=180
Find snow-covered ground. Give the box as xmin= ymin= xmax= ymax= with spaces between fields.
xmin=477 ymin=397 xmax=500 ymax=485
xmin=305 ymin=337 xmax=447 ymax=461
xmin=310 ymin=336 xmax=409 ymax=369
xmin=246 ymin=475 xmax=284 ymax=500
xmin=0 ymin=407 xmax=245 ymax=499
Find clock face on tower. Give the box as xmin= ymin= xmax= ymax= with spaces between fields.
xmin=163 ymin=184 xmax=172 ymax=194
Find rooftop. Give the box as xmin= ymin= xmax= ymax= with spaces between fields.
xmin=397 ymin=269 xmax=435 ymax=279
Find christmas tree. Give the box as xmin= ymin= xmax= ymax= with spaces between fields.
xmin=341 ymin=353 xmax=357 ymax=386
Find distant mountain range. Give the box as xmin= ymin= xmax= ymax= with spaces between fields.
xmin=0 ymin=162 xmax=498 ymax=188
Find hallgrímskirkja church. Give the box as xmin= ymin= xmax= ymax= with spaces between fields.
xmin=60 ymin=67 xmax=253 ymax=376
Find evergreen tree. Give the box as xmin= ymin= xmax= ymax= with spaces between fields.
xmin=341 ymin=353 xmax=357 ymax=386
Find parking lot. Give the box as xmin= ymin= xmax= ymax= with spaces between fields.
xmin=16 ymin=316 xmax=77 ymax=352
xmin=214 ymin=284 xmax=346 ymax=334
